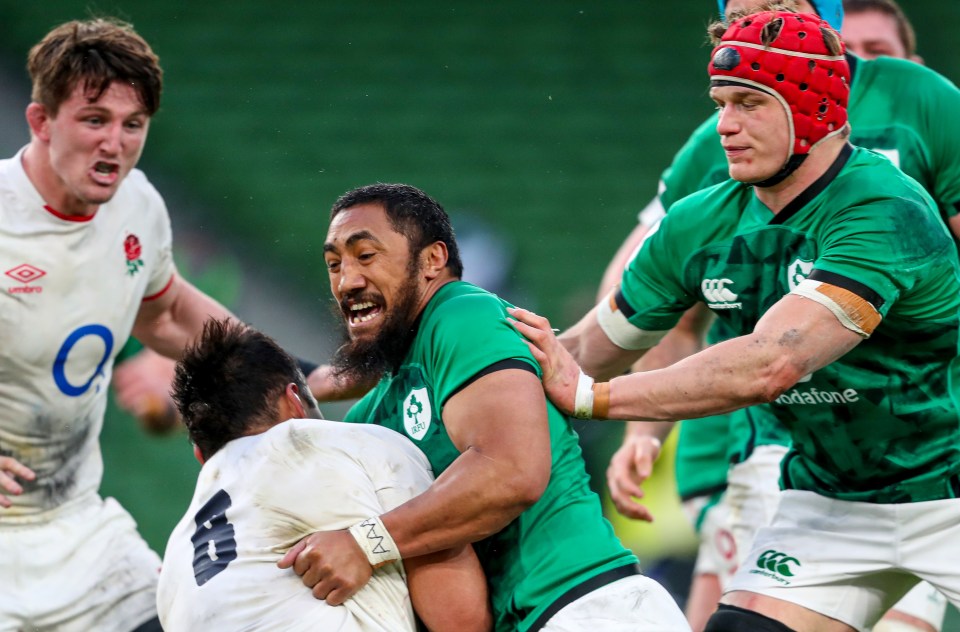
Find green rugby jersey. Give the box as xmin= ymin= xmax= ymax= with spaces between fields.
xmin=656 ymin=53 xmax=960 ymax=477
xmin=343 ymin=281 xmax=637 ymax=632
xmin=622 ymin=146 xmax=960 ymax=504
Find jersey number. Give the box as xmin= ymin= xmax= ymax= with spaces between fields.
xmin=191 ymin=489 xmax=238 ymax=585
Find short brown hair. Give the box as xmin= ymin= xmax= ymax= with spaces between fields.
xmin=27 ymin=18 xmax=163 ymax=116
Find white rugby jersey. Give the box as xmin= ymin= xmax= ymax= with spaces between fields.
xmin=0 ymin=147 xmax=174 ymax=520
xmin=158 ymin=419 xmax=434 ymax=632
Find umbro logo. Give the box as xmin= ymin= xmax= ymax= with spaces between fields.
xmin=5 ymin=263 xmax=45 ymax=294
xmin=701 ymin=278 xmax=741 ymax=309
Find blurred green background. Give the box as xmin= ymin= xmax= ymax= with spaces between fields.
xmin=2 ymin=0 xmax=959 ymax=614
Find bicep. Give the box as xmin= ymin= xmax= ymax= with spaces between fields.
xmin=754 ymin=294 xmax=864 ymax=374
xmin=443 ymin=368 xmax=550 ymax=466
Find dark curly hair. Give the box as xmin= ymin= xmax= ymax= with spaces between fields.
xmin=173 ymin=319 xmax=311 ymax=460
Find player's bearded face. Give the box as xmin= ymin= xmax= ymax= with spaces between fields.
xmin=331 ymin=254 xmax=423 ymax=382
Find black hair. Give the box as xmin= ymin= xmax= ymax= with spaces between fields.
xmin=331 ymin=183 xmax=464 ymax=278
xmin=173 ymin=319 xmax=310 ymax=460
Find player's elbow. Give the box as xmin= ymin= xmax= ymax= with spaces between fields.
xmin=502 ymin=457 xmax=550 ymax=515
xmin=752 ymin=357 xmax=808 ymax=403
xmin=517 ymin=465 xmax=549 ymax=508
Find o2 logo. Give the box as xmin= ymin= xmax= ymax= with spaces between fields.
xmin=191 ymin=489 xmax=238 ymax=585
xmin=52 ymin=324 xmax=114 ymax=397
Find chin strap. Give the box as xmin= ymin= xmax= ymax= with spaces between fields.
xmin=752 ymin=154 xmax=808 ymax=188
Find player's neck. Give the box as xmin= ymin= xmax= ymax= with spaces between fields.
xmin=754 ymin=137 xmax=848 ymax=215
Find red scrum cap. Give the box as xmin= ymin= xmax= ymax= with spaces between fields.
xmin=709 ymin=11 xmax=850 ymax=159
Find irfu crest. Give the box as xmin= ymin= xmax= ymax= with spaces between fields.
xmin=402 ymin=387 xmax=432 ymax=440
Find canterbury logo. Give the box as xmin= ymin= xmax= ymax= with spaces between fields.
xmin=701 ymin=278 xmax=741 ymax=309
xmin=757 ymin=550 xmax=801 ymax=577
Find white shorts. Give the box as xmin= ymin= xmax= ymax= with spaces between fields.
xmin=541 ymin=575 xmax=690 ymax=631
xmin=683 ymin=493 xmax=735 ymax=578
xmin=726 ymin=489 xmax=960 ymax=632
xmin=689 ymin=445 xmax=788 ymax=588
xmin=0 ymin=496 xmax=161 ymax=632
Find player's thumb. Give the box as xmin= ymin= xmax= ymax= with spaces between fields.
xmin=277 ymin=540 xmax=307 ymax=569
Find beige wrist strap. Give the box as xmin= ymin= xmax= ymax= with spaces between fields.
xmin=348 ymin=516 xmax=400 ymax=568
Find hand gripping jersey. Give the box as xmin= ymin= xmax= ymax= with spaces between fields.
xmin=652 ymin=53 xmax=960 ymax=480
xmin=344 ymin=281 xmax=638 ymax=632
xmin=158 ymin=420 xmax=433 ymax=632
xmin=622 ymin=146 xmax=960 ymax=504
xmin=0 ymin=148 xmax=174 ymax=520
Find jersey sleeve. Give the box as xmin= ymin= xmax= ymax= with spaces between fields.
xmin=659 ymin=112 xmax=731 ymax=212
xmin=421 ymin=293 xmax=540 ymax=407
xmin=141 ymin=175 xmax=175 ymax=298
xmin=618 ymin=207 xmax=700 ymax=332
xmin=801 ymin=193 xmax=954 ymax=330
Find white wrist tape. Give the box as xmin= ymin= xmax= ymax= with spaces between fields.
xmin=348 ymin=516 xmax=400 ymax=568
xmin=573 ymin=370 xmax=595 ymax=419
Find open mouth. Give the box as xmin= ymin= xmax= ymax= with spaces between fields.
xmin=346 ymin=299 xmax=383 ymax=326
xmin=91 ymin=161 xmax=119 ymax=184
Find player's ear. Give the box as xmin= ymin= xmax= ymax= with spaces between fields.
xmin=421 ymin=241 xmax=449 ymax=280
xmin=285 ymin=383 xmax=306 ymax=419
xmin=25 ymin=103 xmax=52 ymax=142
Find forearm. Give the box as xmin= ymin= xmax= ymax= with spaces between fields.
xmin=381 ymin=448 xmax=539 ymax=559
xmin=604 ymin=334 xmax=794 ymax=421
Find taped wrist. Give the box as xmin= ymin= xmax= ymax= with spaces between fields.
xmin=348 ymin=516 xmax=400 ymax=568
xmin=573 ymin=371 xmax=610 ymax=419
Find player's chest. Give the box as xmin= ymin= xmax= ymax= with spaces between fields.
xmin=367 ymin=366 xmax=459 ymax=473
xmin=0 ymin=224 xmax=152 ymax=367
xmin=685 ymin=228 xmax=819 ymax=318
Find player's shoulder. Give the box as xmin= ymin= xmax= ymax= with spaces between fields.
xmin=427 ymin=281 xmax=506 ymax=324
xmin=267 ymin=418 xmax=425 ymax=458
xmin=858 ymin=55 xmax=958 ymax=95
xmin=842 ymin=147 xmax=930 ymax=199
xmin=110 ymin=168 xmax=167 ymax=214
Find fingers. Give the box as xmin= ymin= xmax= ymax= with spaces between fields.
xmin=605 ymin=443 xmax=657 ymax=522
xmin=277 ymin=539 xmax=307 ymax=569
xmin=311 ymin=578 xmax=358 ymax=606
xmin=0 ymin=456 xmax=36 ymax=509
xmin=521 ymin=340 xmax=548 ymax=365
xmin=506 ymin=306 xmax=552 ymax=330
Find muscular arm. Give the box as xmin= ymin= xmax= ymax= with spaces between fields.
xmin=132 ymin=274 xmax=237 ymax=359
xmin=606 ymin=295 xmax=862 ymax=420
xmin=279 ymin=367 xmax=551 ymax=604
xmin=404 ymin=545 xmax=492 ymax=632
xmin=513 ymin=295 xmax=862 ymax=422
xmin=382 ymin=367 xmax=551 ymax=557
